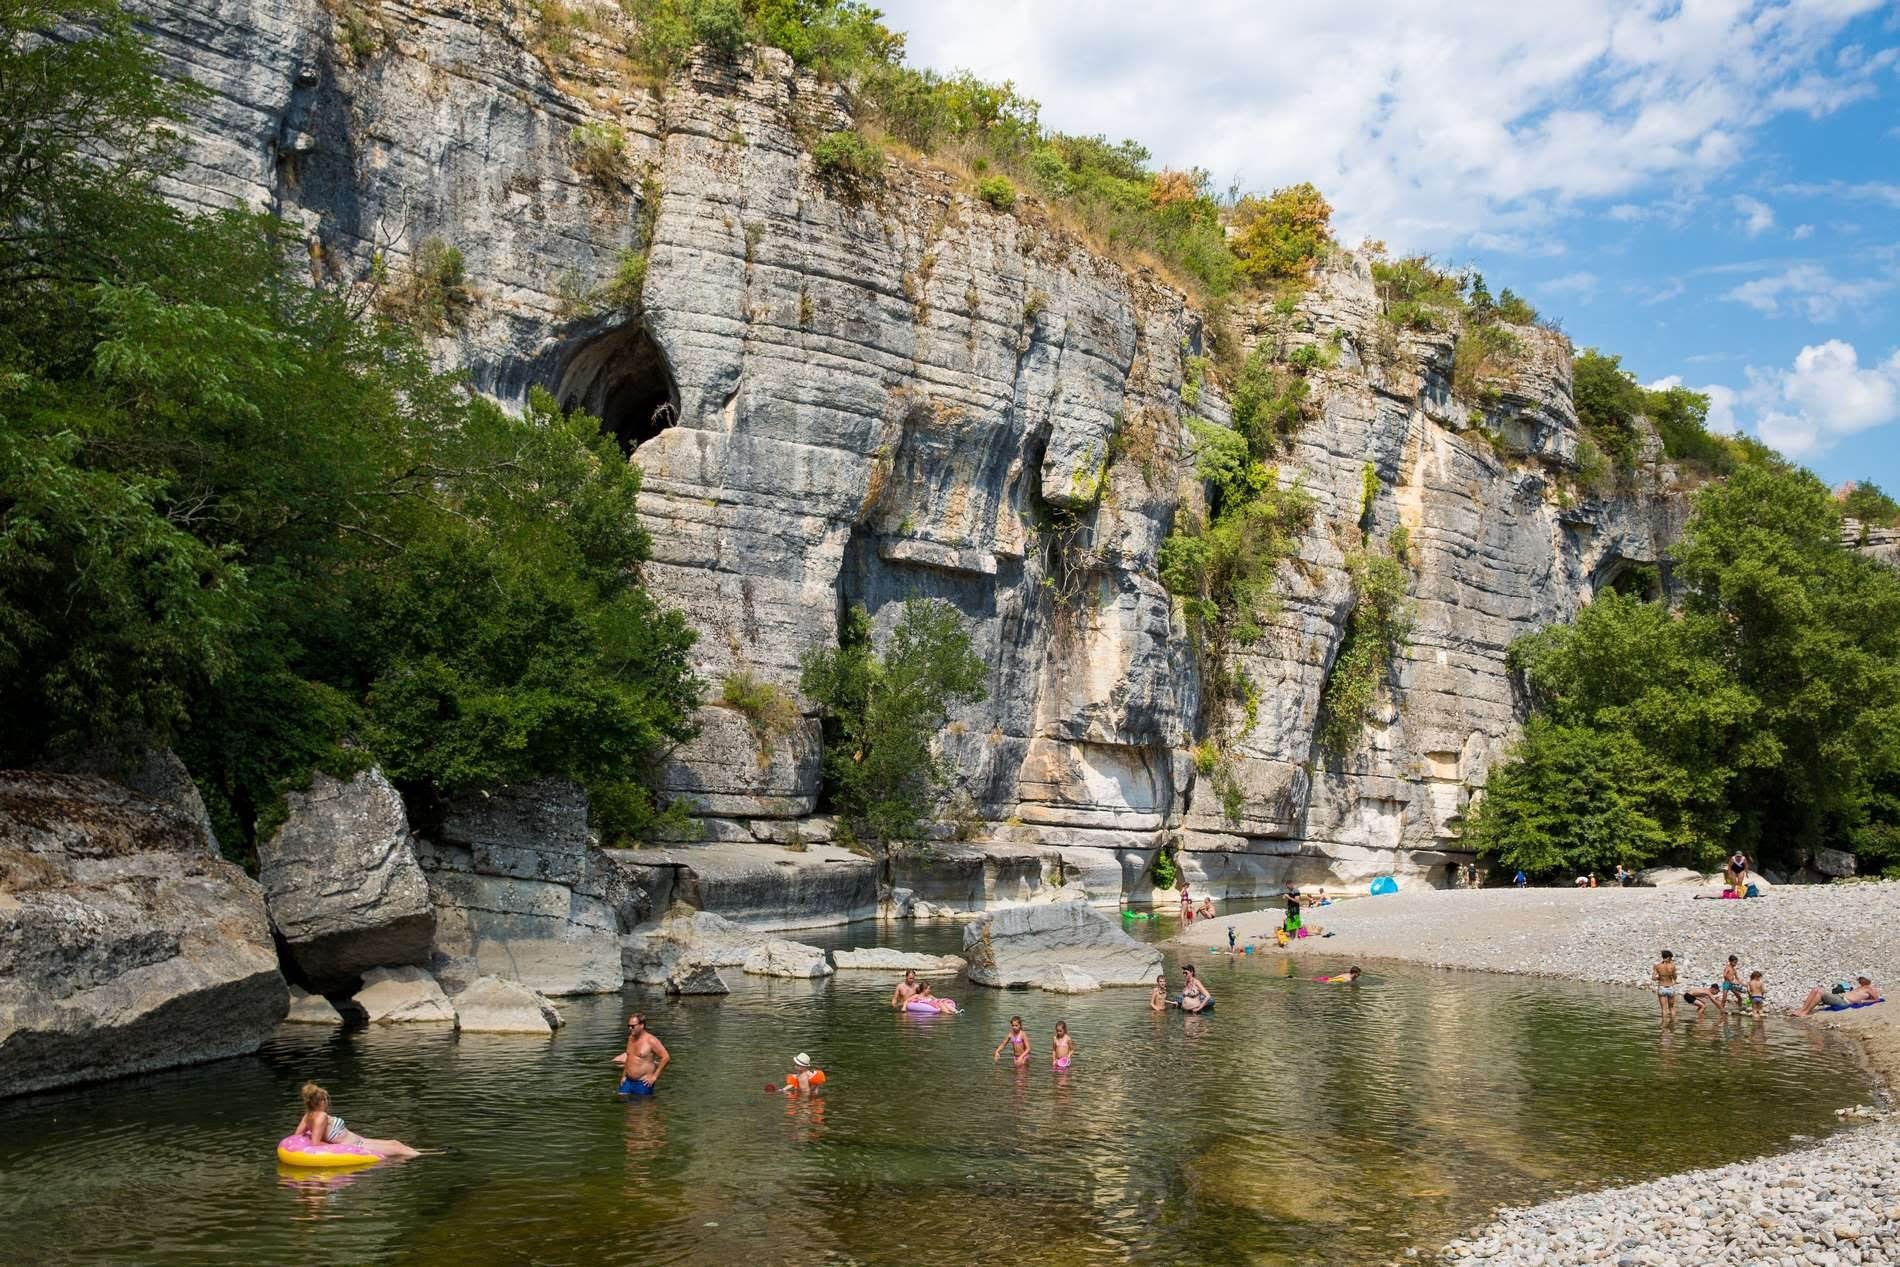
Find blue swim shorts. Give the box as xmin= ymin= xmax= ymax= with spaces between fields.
xmin=619 ymin=1076 xmax=655 ymax=1096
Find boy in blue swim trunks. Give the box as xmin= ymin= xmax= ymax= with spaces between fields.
xmin=613 ymin=1012 xmax=670 ymax=1095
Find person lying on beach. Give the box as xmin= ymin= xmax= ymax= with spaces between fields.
xmin=891 ymin=969 xmax=920 ymax=1010
xmin=994 ymin=1016 xmax=1031 ymax=1066
xmin=1747 ymin=971 xmax=1767 ymax=1015
xmin=1179 ymin=965 xmax=1214 ymax=1014
xmin=1795 ymin=976 xmax=1881 ymax=1016
xmin=1150 ymin=974 xmax=1170 ymax=1012
xmin=1653 ymin=950 xmax=1680 ymax=1021
xmin=294 ymin=1082 xmax=419 ymax=1158
xmin=1051 ymin=1021 xmax=1076 ymax=1070
xmin=612 ymin=1012 xmax=670 ymax=1096
xmin=1682 ymin=983 xmax=1726 ymax=1017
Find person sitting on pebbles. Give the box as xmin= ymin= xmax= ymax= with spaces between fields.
xmin=1795 ymin=975 xmax=1881 ymax=1016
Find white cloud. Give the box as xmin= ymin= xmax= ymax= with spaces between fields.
xmin=1724 ymin=264 xmax=1892 ymax=320
xmin=1716 ymin=340 xmax=1900 ymax=456
xmin=880 ymin=0 xmax=1893 ymax=253
xmin=1541 ymin=271 xmax=1601 ymax=301
xmin=1776 ymin=180 xmax=1900 ymax=208
xmin=1792 ymin=223 xmax=1815 ymax=239
xmin=1735 ymin=194 xmax=1776 ymax=236
xmin=1466 ymin=230 xmax=1567 ymax=257
xmin=1645 ymin=375 xmax=1741 ymax=434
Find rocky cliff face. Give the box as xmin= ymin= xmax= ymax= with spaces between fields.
xmin=133 ymin=0 xmax=1687 ymax=895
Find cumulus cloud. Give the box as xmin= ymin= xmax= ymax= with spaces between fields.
xmin=1541 ymin=271 xmax=1601 ymax=300
xmin=1734 ymin=195 xmax=1776 ymax=236
xmin=880 ymin=0 xmax=1893 ymax=252
xmin=1724 ymin=264 xmax=1893 ymax=320
xmin=1792 ymin=223 xmax=1815 ymax=239
xmin=1711 ymin=340 xmax=1900 ymax=456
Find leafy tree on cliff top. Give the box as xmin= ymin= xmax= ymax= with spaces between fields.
xmin=800 ymin=598 xmax=987 ymax=844
xmin=0 ymin=1 xmax=698 ymax=854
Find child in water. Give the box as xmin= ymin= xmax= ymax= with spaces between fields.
xmin=1051 ymin=1021 xmax=1076 ymax=1070
xmin=1747 ymin=971 xmax=1767 ymax=1015
xmin=293 ymin=1083 xmax=419 ymax=1158
xmin=993 ymin=1015 xmax=1031 ymax=1066
xmin=772 ymin=1052 xmax=823 ymax=1095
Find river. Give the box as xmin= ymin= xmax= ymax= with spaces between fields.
xmin=0 ymin=918 xmax=1871 ymax=1265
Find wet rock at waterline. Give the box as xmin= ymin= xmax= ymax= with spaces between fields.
xmin=0 ymin=772 xmax=288 ymax=1098
xmin=829 ymin=948 xmax=966 ymax=973
xmin=664 ymin=964 xmax=731 ymax=996
xmin=1041 ymin=964 xmax=1102 ymax=994
xmin=620 ymin=906 xmax=764 ymax=984
xmin=962 ymin=901 xmax=1162 ymax=989
xmin=258 ymin=768 xmax=434 ymax=987
xmin=283 ymin=986 xmax=343 ymax=1026
xmin=742 ymin=939 xmax=834 ymax=979
xmin=450 ymin=976 xmax=563 ymax=1035
xmin=353 ymin=966 xmax=455 ymax=1024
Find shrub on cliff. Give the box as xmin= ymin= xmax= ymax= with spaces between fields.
xmin=812 ymin=128 xmax=884 ymax=189
xmin=1230 ymin=183 xmax=1333 ymax=285
xmin=800 ymin=599 xmax=987 ymax=844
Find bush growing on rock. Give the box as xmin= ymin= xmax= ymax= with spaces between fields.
xmin=800 ymin=599 xmax=987 ymax=844
xmin=812 ymin=128 xmax=884 ymax=189
xmin=975 ymin=175 xmax=1016 ymax=210
xmin=1230 ymin=182 xmax=1334 ymax=285
xmin=571 ymin=120 xmax=626 ymax=185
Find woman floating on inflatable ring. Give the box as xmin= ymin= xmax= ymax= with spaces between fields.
xmin=278 ymin=1082 xmax=419 ymax=1167
xmin=769 ymin=1052 xmax=827 ymax=1095
xmin=902 ymin=982 xmax=959 ymax=1014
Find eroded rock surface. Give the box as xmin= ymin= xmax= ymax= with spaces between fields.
xmin=259 ymin=768 xmax=434 ymax=987
xmin=450 ymin=975 xmax=563 ymax=1035
xmin=0 ymin=772 xmax=287 ymax=1097
xmin=962 ymin=901 xmax=1161 ymax=989
xmin=829 ymin=948 xmax=964 ymax=973
xmin=353 ymin=965 xmax=454 ymax=1024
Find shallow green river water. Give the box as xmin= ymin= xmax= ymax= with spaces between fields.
xmin=0 ymin=919 xmax=1872 ymax=1266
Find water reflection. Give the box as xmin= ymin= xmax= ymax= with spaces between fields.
xmin=0 ymin=924 xmax=1873 ymax=1266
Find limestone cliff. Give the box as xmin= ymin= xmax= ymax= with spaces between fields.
xmin=133 ymin=0 xmax=1688 ymax=895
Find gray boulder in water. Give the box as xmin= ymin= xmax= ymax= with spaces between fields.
xmin=0 ymin=771 xmax=287 ymax=1097
xmin=962 ymin=901 xmax=1162 ymax=989
xmin=258 ymin=768 xmax=435 ymax=988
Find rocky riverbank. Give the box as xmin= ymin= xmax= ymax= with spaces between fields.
xmin=1422 ymin=1116 xmax=1900 ymax=1266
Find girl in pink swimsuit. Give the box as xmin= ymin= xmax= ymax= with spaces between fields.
xmin=1051 ymin=1021 xmax=1075 ymax=1070
xmin=992 ymin=1015 xmax=1030 ymax=1066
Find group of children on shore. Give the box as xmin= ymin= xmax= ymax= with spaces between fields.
xmin=1650 ymin=949 xmax=1767 ymax=1021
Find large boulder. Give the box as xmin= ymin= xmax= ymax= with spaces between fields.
xmin=962 ymin=901 xmax=1162 ymax=989
xmin=0 ymin=772 xmax=288 ymax=1097
xmin=258 ymin=768 xmax=434 ymax=987
xmin=439 ymin=780 xmax=590 ymax=885
xmin=742 ymin=939 xmax=833 ymax=978
xmin=353 ymin=966 xmax=454 ymax=1024
xmin=1814 ymin=847 xmax=1857 ymax=879
xmin=665 ymin=964 xmax=730 ymax=995
xmin=620 ymin=906 xmax=766 ymax=984
xmin=1041 ymin=964 xmax=1101 ymax=994
xmin=1636 ymin=867 xmax=1708 ymax=887
xmin=450 ymin=976 xmax=562 ymax=1035
xmin=283 ymin=986 xmax=343 ymax=1026
xmin=829 ymin=948 xmax=965 ymax=974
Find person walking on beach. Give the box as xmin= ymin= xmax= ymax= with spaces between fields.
xmin=1513 ymin=870 xmax=1527 ymax=888
xmin=891 ymin=969 xmax=920 ymax=1010
xmin=613 ymin=1012 xmax=670 ymax=1095
xmin=1180 ymin=885 xmax=1194 ymax=922
xmin=1653 ymin=950 xmax=1680 ymax=1023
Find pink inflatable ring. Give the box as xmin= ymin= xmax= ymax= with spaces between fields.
xmin=905 ymin=997 xmax=958 ymax=1014
xmin=277 ymin=1133 xmax=379 ymax=1168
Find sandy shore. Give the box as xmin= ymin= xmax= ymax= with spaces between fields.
xmin=1175 ymin=882 xmax=1900 ymax=1264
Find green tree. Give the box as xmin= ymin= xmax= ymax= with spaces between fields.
xmin=1840 ymin=480 xmax=1900 ymax=528
xmin=1570 ymin=349 xmax=1646 ymax=471
xmin=800 ymin=598 xmax=988 ymax=843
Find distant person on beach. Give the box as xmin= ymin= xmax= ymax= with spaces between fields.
xmin=1051 ymin=1021 xmax=1076 ymax=1070
xmin=1747 ymin=971 xmax=1767 ymax=1015
xmin=1179 ymin=965 xmax=1214 ymax=1014
xmin=613 ymin=1013 xmax=670 ymax=1095
xmin=1180 ymin=887 xmax=1194 ymax=922
xmin=1199 ymin=897 xmax=1216 ymax=921
xmin=1796 ymin=976 xmax=1881 ymax=1016
xmin=1227 ymin=924 xmax=1238 ymax=953
xmin=1682 ymin=982 xmax=1727 ymax=1017
xmin=1653 ymin=950 xmax=1680 ymax=1022
xmin=1614 ymin=864 xmax=1633 ymax=886
xmin=1513 ymin=870 xmax=1527 ymax=888
xmin=1283 ymin=889 xmax=1303 ymax=935
xmin=1574 ymin=874 xmax=1590 ymax=888
xmin=1150 ymin=973 xmax=1170 ymax=1012
xmin=1721 ymin=955 xmax=1746 ymax=1005
xmin=994 ymin=1015 xmax=1031 ymax=1066
xmin=891 ymin=969 xmax=920 ymax=1010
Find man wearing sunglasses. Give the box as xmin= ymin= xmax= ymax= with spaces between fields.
xmin=612 ymin=1013 xmax=671 ymax=1096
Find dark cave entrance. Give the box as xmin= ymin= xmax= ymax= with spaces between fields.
xmin=555 ymin=323 xmax=679 ymax=456
xmin=1594 ymin=557 xmax=1664 ymax=602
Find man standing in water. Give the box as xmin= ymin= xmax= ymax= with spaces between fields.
xmin=891 ymin=969 xmax=920 ymax=1010
xmin=613 ymin=1012 xmax=670 ymax=1096
xmin=1652 ymin=950 xmax=1680 ymax=1023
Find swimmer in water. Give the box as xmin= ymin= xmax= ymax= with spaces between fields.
xmin=993 ymin=1015 xmax=1030 ymax=1066
xmin=293 ymin=1082 xmax=419 ymax=1158
xmin=612 ymin=1012 xmax=670 ymax=1095
xmin=1150 ymin=973 xmax=1170 ymax=1012
xmin=891 ymin=969 xmax=920 ymax=1010
xmin=1319 ymin=966 xmax=1363 ymax=984
xmin=1179 ymin=964 xmax=1214 ymax=1014
xmin=771 ymin=1052 xmax=822 ymax=1096
xmin=1051 ymin=1021 xmax=1076 ymax=1070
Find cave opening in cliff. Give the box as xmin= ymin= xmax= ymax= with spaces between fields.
xmin=554 ymin=323 xmax=679 ymax=456
xmin=1596 ymin=558 xmax=1663 ymax=602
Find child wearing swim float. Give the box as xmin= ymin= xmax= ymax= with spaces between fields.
xmin=293 ymin=1082 xmax=419 ymax=1158
xmin=1051 ymin=1021 xmax=1076 ymax=1070
xmin=773 ymin=1052 xmax=824 ymax=1095
xmin=993 ymin=1016 xmax=1030 ymax=1066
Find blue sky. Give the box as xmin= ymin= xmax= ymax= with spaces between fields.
xmin=880 ymin=0 xmax=1900 ymax=493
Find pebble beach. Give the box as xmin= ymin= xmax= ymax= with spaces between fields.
xmin=1179 ymin=881 xmax=1900 ymax=1265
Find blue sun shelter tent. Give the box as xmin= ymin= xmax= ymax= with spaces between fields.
xmin=1368 ymin=875 xmax=1399 ymax=896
